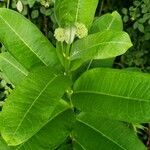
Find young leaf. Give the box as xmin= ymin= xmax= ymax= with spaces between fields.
xmin=88 ymin=11 xmax=122 ymax=71
xmin=90 ymin=11 xmax=123 ymax=33
xmin=72 ymin=113 xmax=146 ymax=150
xmin=72 ymin=68 xmax=150 ymax=123
xmin=70 ymin=30 xmax=132 ymax=70
xmin=0 ymin=8 xmax=59 ymax=70
xmin=0 ymin=52 xmax=28 ymax=86
xmin=54 ymin=0 xmax=98 ymax=28
xmin=0 ymin=66 xmax=71 ymax=146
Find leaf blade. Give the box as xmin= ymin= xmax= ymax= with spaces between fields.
xmin=17 ymin=100 xmax=75 ymax=150
xmin=0 ymin=100 xmax=75 ymax=150
xmin=72 ymin=113 xmax=146 ymax=150
xmin=90 ymin=11 xmax=123 ymax=33
xmin=0 ymin=8 xmax=59 ymax=70
xmin=1 ymin=66 xmax=70 ymax=146
xmin=54 ymin=0 xmax=98 ymax=28
xmin=0 ymin=52 xmax=28 ymax=86
xmin=70 ymin=30 xmax=132 ymax=70
xmin=72 ymin=68 xmax=150 ymax=122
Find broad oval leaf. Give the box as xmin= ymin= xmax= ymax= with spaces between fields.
xmin=54 ymin=0 xmax=98 ymax=28
xmin=0 ymin=52 xmax=28 ymax=86
xmin=72 ymin=113 xmax=146 ymax=150
xmin=0 ymin=100 xmax=75 ymax=150
xmin=71 ymin=30 xmax=132 ymax=61
xmin=90 ymin=11 xmax=123 ymax=33
xmin=70 ymin=30 xmax=132 ymax=70
xmin=16 ymin=100 xmax=75 ymax=150
xmin=0 ymin=66 xmax=70 ymax=146
xmin=0 ymin=8 xmax=59 ymax=70
xmin=72 ymin=68 xmax=150 ymax=123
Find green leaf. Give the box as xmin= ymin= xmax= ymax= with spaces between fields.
xmin=70 ymin=30 xmax=132 ymax=70
xmin=138 ymin=23 xmax=144 ymax=33
xmin=0 ymin=52 xmax=28 ymax=86
xmin=72 ymin=113 xmax=146 ymax=150
xmin=90 ymin=58 xmax=115 ymax=68
xmin=123 ymin=15 xmax=129 ymax=23
xmin=27 ymin=0 xmax=36 ymax=7
xmin=122 ymin=8 xmax=128 ymax=15
xmin=0 ymin=137 xmax=15 ymax=150
xmin=72 ymin=68 xmax=150 ymax=123
xmin=85 ymin=11 xmax=122 ymax=71
xmin=0 ymin=66 xmax=71 ymax=146
xmin=31 ymin=10 xmax=39 ymax=19
xmin=54 ymin=0 xmax=98 ymax=28
xmin=0 ymin=100 xmax=75 ymax=150
xmin=90 ymin=11 xmax=123 ymax=33
xmin=16 ymin=100 xmax=75 ymax=150
xmin=0 ymin=8 xmax=59 ymax=70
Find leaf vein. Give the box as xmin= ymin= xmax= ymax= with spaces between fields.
xmin=77 ymin=119 xmax=127 ymax=150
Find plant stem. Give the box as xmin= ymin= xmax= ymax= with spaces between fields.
xmin=99 ymin=0 xmax=104 ymax=16
xmin=43 ymin=16 xmax=48 ymax=37
xmin=66 ymin=87 xmax=73 ymax=108
xmin=66 ymin=44 xmax=70 ymax=56
xmin=63 ymin=44 xmax=71 ymax=75
xmin=7 ymin=0 xmax=10 ymax=8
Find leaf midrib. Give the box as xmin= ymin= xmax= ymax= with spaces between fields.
xmin=74 ymin=90 xmax=150 ymax=102
xmin=10 ymin=74 xmax=58 ymax=140
xmin=106 ymin=16 xmax=115 ymax=30
xmin=77 ymin=119 xmax=127 ymax=150
xmin=0 ymin=14 xmax=47 ymax=66
xmin=75 ymin=0 xmax=80 ymax=22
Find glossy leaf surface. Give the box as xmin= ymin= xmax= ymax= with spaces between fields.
xmin=54 ymin=0 xmax=98 ymax=28
xmin=0 ymin=8 xmax=59 ymax=70
xmin=70 ymin=30 xmax=132 ymax=70
xmin=0 ymin=67 xmax=70 ymax=146
xmin=0 ymin=52 xmax=28 ymax=86
xmin=73 ymin=113 xmax=146 ymax=150
xmin=17 ymin=101 xmax=75 ymax=150
xmin=90 ymin=11 xmax=123 ymax=33
xmin=72 ymin=68 xmax=150 ymax=123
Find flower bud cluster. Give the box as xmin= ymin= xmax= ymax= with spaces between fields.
xmin=54 ymin=28 xmax=65 ymax=42
xmin=74 ymin=22 xmax=88 ymax=39
xmin=54 ymin=22 xmax=88 ymax=43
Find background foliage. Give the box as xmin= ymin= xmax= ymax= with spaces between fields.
xmin=100 ymin=0 xmax=150 ymax=72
